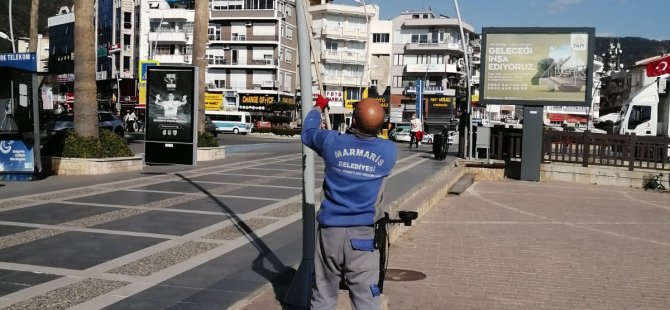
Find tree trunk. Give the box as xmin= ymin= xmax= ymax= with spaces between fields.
xmin=192 ymin=0 xmax=208 ymax=134
xmin=74 ymin=0 xmax=98 ymax=138
xmin=29 ymin=0 xmax=39 ymax=52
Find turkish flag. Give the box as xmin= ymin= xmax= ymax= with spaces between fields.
xmin=646 ymin=55 xmax=670 ymax=77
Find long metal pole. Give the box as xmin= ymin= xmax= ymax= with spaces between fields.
xmin=283 ymin=0 xmax=316 ymax=307
xmin=8 ymin=0 xmax=16 ymax=53
xmin=454 ymin=0 xmax=472 ymax=159
xmin=359 ymin=1 xmax=369 ymax=102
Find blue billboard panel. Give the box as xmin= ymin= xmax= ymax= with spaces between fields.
xmin=0 ymin=53 xmax=37 ymax=72
xmin=0 ymin=139 xmax=34 ymax=181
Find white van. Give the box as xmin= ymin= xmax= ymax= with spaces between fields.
xmin=205 ymin=111 xmax=252 ymax=134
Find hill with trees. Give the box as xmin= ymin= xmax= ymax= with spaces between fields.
xmin=595 ymin=37 xmax=670 ymax=68
xmin=0 ymin=0 xmax=73 ymax=52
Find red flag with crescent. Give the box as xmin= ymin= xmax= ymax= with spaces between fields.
xmin=646 ymin=55 xmax=670 ymax=77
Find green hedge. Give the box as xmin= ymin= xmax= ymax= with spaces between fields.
xmin=43 ymin=129 xmax=133 ymax=158
xmin=198 ymin=132 xmax=219 ymax=147
xmin=251 ymin=128 xmax=273 ymax=134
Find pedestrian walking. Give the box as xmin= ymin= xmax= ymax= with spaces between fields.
xmin=123 ymin=109 xmax=138 ymax=132
xmin=302 ymin=96 xmax=397 ymax=309
xmin=409 ymin=112 xmax=422 ymax=148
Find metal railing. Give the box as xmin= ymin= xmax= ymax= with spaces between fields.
xmin=489 ymin=127 xmax=670 ymax=171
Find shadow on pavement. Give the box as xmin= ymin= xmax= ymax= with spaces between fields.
xmin=176 ymin=173 xmax=300 ymax=309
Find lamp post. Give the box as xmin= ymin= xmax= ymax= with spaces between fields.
xmin=108 ymin=55 xmax=121 ymax=113
xmin=7 ymin=0 xmax=16 ymax=53
xmin=152 ymin=19 xmax=169 ymax=60
xmin=353 ymin=0 xmax=369 ymax=102
xmin=0 ymin=32 xmax=15 ymax=53
xmin=453 ymin=0 xmax=472 ymax=159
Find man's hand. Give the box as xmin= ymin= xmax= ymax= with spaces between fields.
xmin=315 ymin=95 xmax=329 ymax=111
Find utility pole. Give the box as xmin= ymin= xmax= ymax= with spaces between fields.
xmin=454 ymin=0 xmax=472 ymax=159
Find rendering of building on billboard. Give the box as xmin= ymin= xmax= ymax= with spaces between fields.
xmin=479 ymin=27 xmax=595 ymax=107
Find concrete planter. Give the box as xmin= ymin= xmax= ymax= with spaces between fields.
xmin=44 ymin=155 xmax=143 ymax=176
xmin=197 ymin=146 xmax=226 ymax=161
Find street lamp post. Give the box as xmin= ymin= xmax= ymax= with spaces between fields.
xmin=8 ymin=0 xmax=16 ymax=53
xmin=354 ymin=0 xmax=369 ymax=102
xmin=453 ymin=0 xmax=473 ymax=159
xmin=152 ymin=18 xmax=169 ymax=60
xmin=108 ymin=55 xmax=121 ymax=113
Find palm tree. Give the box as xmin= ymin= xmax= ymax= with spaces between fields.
xmin=29 ymin=0 xmax=39 ymax=52
xmin=192 ymin=0 xmax=208 ymax=133
xmin=73 ymin=0 xmax=98 ymax=138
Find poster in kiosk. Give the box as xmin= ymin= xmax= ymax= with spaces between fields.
xmin=145 ymin=66 xmax=198 ymax=165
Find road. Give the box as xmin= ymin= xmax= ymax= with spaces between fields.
xmin=0 ymin=134 xmax=455 ymax=309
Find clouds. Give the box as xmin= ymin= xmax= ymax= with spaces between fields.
xmin=547 ymin=0 xmax=583 ymax=14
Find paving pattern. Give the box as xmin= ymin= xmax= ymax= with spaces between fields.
xmin=384 ymin=180 xmax=670 ymax=310
xmin=0 ymin=143 xmax=444 ymax=309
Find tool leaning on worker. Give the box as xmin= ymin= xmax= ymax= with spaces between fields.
xmin=303 ymin=95 xmax=410 ymax=309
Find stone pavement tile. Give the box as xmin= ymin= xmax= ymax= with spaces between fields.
xmin=0 ymin=270 xmax=61 ymax=297
xmin=0 ymin=225 xmax=32 ymax=237
xmin=177 ymin=289 xmax=248 ymax=309
xmin=187 ymin=174 xmax=261 ymax=184
xmin=67 ymin=190 xmax=180 ymax=206
xmin=170 ymin=196 xmax=274 ymax=214
xmin=383 ymin=181 xmax=670 ymax=310
xmin=4 ymin=278 xmax=128 ymax=310
xmin=92 ymin=210 xmax=227 ymax=236
xmin=130 ymin=181 xmax=223 ymax=194
xmin=103 ymin=296 xmax=180 ymax=310
xmin=108 ymin=241 xmax=222 ymax=277
xmin=583 ymin=223 xmax=670 ymax=244
xmin=0 ymin=231 xmax=165 ymax=270
xmin=0 ymin=203 xmax=118 ymax=225
xmin=224 ymin=186 xmax=301 ymax=200
xmin=204 ymin=218 xmax=277 ymax=240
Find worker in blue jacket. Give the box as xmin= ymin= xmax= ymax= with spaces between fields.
xmin=302 ymin=96 xmax=397 ymax=309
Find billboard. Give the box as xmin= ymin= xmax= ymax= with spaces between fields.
xmin=205 ymin=92 xmax=223 ymax=111
xmin=144 ymin=66 xmax=198 ymax=165
xmin=479 ymin=27 xmax=595 ymax=107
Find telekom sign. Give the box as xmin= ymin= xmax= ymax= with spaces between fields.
xmin=646 ymin=55 xmax=670 ymax=77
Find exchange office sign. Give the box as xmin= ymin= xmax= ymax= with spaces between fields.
xmin=145 ymin=66 xmax=198 ymax=165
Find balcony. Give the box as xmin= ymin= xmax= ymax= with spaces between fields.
xmin=319 ymin=26 xmax=367 ymax=41
xmin=404 ymin=86 xmax=455 ymax=96
xmin=321 ymin=50 xmax=366 ymax=65
xmin=405 ymin=63 xmax=447 ymax=73
xmin=149 ymin=9 xmax=193 ymax=20
xmin=149 ymin=31 xmax=188 ymax=43
xmin=404 ymin=42 xmax=462 ymax=52
xmin=261 ymin=80 xmax=278 ymax=88
xmin=249 ymin=58 xmax=278 ymax=66
xmin=154 ymin=54 xmax=188 ymax=64
xmin=321 ymin=73 xmax=362 ymax=87
xmin=207 ymin=56 xmax=228 ymax=66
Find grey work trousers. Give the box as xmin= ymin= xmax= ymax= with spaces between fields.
xmin=311 ymin=226 xmax=380 ymax=310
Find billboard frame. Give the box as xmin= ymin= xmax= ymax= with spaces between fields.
xmin=479 ymin=27 xmax=595 ymax=107
xmin=144 ymin=65 xmax=198 ymax=166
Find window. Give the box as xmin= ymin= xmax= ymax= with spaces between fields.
xmin=278 ymin=49 xmax=283 ymax=62
xmin=372 ymin=33 xmax=389 ymax=43
xmin=393 ymin=76 xmax=402 ymax=88
xmin=628 ymin=105 xmax=652 ymax=130
xmin=393 ymin=54 xmax=404 ymax=66
xmin=347 ymin=88 xmax=361 ymax=101
xmin=325 ymin=40 xmax=338 ymax=51
xmin=411 ymin=34 xmax=428 ymax=44
xmin=286 ymin=6 xmax=292 ymax=16
xmin=371 ymin=79 xmax=378 ymax=86
xmin=412 ymin=14 xmax=419 ymax=19
xmin=286 ymin=27 xmax=293 ymax=40
xmin=285 ymin=50 xmax=292 ymax=63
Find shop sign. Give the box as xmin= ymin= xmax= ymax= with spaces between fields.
xmin=205 ymin=92 xmax=223 ymax=110
xmin=241 ymin=94 xmax=275 ymax=105
xmin=427 ymin=96 xmax=454 ymax=115
xmin=279 ymin=95 xmax=295 ymax=105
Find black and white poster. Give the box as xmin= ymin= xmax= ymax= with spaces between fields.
xmin=146 ymin=67 xmax=195 ymax=143
xmin=145 ymin=66 xmax=198 ymax=165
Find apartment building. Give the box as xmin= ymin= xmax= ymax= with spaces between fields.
xmin=390 ymin=11 xmax=476 ymax=131
xmin=95 ymin=0 xmax=139 ymax=110
xmin=208 ymin=0 xmax=298 ymax=115
xmin=308 ymin=1 xmax=376 ymax=112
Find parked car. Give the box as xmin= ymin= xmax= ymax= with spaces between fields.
xmin=46 ymin=111 xmax=125 ymax=137
xmin=421 ymin=133 xmax=434 ymax=144
xmin=205 ymin=117 xmax=218 ymax=137
xmin=389 ymin=124 xmax=411 ymax=142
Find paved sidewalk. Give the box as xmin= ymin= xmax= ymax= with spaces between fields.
xmin=240 ymin=179 xmax=670 ymax=309
xmin=384 ymin=180 xmax=670 ymax=309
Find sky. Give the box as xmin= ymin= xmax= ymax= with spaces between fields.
xmin=348 ymin=0 xmax=669 ymax=40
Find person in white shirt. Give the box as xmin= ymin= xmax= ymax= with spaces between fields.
xmin=409 ymin=113 xmax=422 ymax=148
xmin=123 ymin=110 xmax=138 ymax=132
xmin=155 ymin=93 xmax=187 ymax=119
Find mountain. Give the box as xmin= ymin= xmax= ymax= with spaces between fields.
xmin=0 ymin=0 xmax=74 ymax=52
xmin=594 ymin=37 xmax=669 ymax=68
